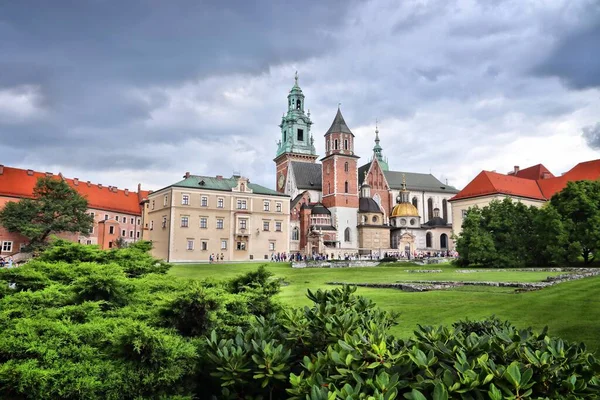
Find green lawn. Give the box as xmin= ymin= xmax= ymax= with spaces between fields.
xmin=169 ymin=262 xmax=600 ymax=353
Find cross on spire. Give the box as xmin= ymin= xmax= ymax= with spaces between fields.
xmin=294 ymin=71 xmax=298 ymax=85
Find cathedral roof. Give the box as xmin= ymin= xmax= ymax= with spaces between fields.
xmin=311 ymin=203 xmax=331 ymax=215
xmin=424 ymin=216 xmax=448 ymax=227
xmin=384 ymin=170 xmax=459 ymax=193
xmin=325 ymin=108 xmax=354 ymax=136
xmin=359 ymin=198 xmax=382 ymax=213
xmin=290 ymin=161 xmax=322 ymax=190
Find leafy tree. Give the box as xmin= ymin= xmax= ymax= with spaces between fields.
xmin=0 ymin=176 xmax=94 ymax=250
xmin=550 ymin=180 xmax=600 ymax=264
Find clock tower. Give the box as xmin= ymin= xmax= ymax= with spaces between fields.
xmin=274 ymin=72 xmax=318 ymax=194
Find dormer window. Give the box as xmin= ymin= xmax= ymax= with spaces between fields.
xmin=240 ymin=183 xmax=245 ymax=192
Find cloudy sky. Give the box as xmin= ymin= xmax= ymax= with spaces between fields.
xmin=1 ymin=0 xmax=599 ymax=192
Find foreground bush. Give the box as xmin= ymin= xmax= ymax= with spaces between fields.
xmin=0 ymin=241 xmax=598 ymax=399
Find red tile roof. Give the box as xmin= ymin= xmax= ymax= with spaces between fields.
xmin=0 ymin=165 xmax=144 ymax=215
xmin=513 ymin=164 xmax=555 ymax=180
xmin=450 ymin=159 xmax=600 ymax=202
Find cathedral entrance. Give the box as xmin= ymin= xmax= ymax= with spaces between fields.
xmin=398 ymin=232 xmax=415 ymax=258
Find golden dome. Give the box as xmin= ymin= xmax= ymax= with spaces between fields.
xmin=391 ymin=202 xmax=419 ymax=217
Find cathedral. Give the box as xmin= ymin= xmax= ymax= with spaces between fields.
xmin=274 ymin=73 xmax=458 ymax=257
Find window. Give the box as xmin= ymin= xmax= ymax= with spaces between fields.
xmin=216 ymin=218 xmax=224 ymax=229
xmin=276 ymin=202 xmax=282 ymax=212
xmin=181 ymin=216 xmax=189 ymax=227
xmin=442 ymin=199 xmax=448 ymax=221
xmin=291 ymin=227 xmax=299 ymax=241
xmin=201 ymin=241 xmax=208 ymax=251
xmin=344 ymin=139 xmax=348 ymax=150
xmin=344 ymin=181 xmax=349 ymax=193
xmin=275 ymin=222 xmax=282 ymax=231
xmin=162 ymin=216 xmax=167 ymax=228
xmin=240 ymin=183 xmax=245 ymax=192
xmin=237 ymin=241 xmax=246 ymax=250
xmin=221 ymin=240 xmax=227 ymax=250
xmin=137 ymin=218 xmax=140 ymax=225
xmin=121 ymin=229 xmax=126 ymax=237
xmin=2 ymin=241 xmax=13 ymax=252
xmin=129 ymin=231 xmax=134 ymax=238
xmin=269 ymin=242 xmax=275 ymax=251
xmin=182 ymin=194 xmax=190 ymax=205
xmin=86 ymin=240 xmax=92 ymax=245
xmin=200 ymin=217 xmax=208 ymax=229
xmin=239 ymin=219 xmax=247 ymax=230
xmin=426 ymin=232 xmax=432 ymax=248
xmin=164 ymin=194 xmax=168 ymax=206
xmin=109 ymin=226 xmax=114 ymax=235
xmin=263 ymin=221 xmax=270 ymax=231
xmin=201 ymin=196 xmax=208 ymax=207
xmin=187 ymin=240 xmax=194 ymax=250
xmin=462 ymin=210 xmax=468 ymax=218
xmin=104 ymin=214 xmax=109 ymax=220
xmin=372 ymin=216 xmax=378 ymax=223
xmin=334 ymin=139 xmax=338 ymax=150
xmin=440 ymin=233 xmax=448 ymax=249
xmin=263 ymin=201 xmax=270 ymax=211
xmin=344 ymin=162 xmax=349 ymax=172
xmin=90 ymin=212 xmax=95 ymax=219
xmin=217 ymin=198 xmax=224 ymax=208
xmin=89 ymin=225 xmax=94 ymax=234
xmin=237 ymin=199 xmax=247 ymax=209
xmin=115 ymin=216 xmax=119 ymax=222
xmin=151 ymin=200 xmax=155 ymax=210
xmin=296 ymin=99 xmax=301 ymax=110
xmin=412 ymin=197 xmax=418 ymax=208
xmin=130 ymin=217 xmax=134 ymax=224
xmin=136 ymin=232 xmax=140 ymax=238
xmin=427 ymin=198 xmax=434 ymax=221
xmin=344 ymin=228 xmax=351 ymax=242
xmin=297 ymin=128 xmax=304 ymax=141
xmin=328 ymin=182 xmax=331 ymax=194
xmin=150 ymin=221 xmax=154 ymax=230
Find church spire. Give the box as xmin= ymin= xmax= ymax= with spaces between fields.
xmin=372 ymin=120 xmax=389 ymax=171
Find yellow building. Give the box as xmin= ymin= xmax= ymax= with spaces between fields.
xmin=145 ymin=173 xmax=290 ymax=263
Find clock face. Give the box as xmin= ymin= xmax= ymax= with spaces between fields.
xmin=278 ymin=173 xmax=285 ymax=189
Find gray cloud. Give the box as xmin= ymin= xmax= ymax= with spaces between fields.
xmin=583 ymin=123 xmax=600 ymax=150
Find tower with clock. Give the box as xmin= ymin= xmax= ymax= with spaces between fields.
xmin=273 ymin=72 xmax=318 ymax=194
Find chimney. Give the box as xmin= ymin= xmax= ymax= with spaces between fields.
xmin=86 ymin=181 xmax=91 ymax=187
xmin=124 ymin=188 xmax=129 ymax=196
xmin=27 ymin=169 xmax=33 ymax=176
xmin=513 ymin=165 xmax=520 ymax=174
xmin=184 ymin=172 xmax=190 ymax=178
xmin=137 ymin=183 xmax=141 ymax=192
xmin=45 ymin=172 xmax=53 ymax=177
xmin=0 ymin=165 xmax=3 ymax=175
xmin=148 ymin=190 xmax=153 ymax=194
xmin=98 ymin=183 xmax=103 ymax=189
xmin=73 ymin=178 xmax=79 ymax=186
xmin=216 ymin=175 xmax=223 ymax=180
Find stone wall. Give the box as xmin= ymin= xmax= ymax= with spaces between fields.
xmin=292 ymin=260 xmax=380 ymax=268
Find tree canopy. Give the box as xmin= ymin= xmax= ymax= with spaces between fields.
xmin=0 ymin=177 xmax=94 ymax=250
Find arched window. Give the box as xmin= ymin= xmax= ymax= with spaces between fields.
xmin=326 ymin=140 xmax=329 ymax=151
xmin=240 ymin=183 xmax=245 ymax=192
xmin=344 ymin=139 xmax=348 ymax=150
xmin=296 ymin=99 xmax=301 ymax=110
xmin=433 ymin=208 xmax=440 ymax=218
xmin=344 ymin=181 xmax=348 ymax=193
xmin=283 ymin=131 xmax=287 ymax=142
xmin=442 ymin=199 xmax=448 ymax=221
xmin=344 ymin=162 xmax=348 ymax=172
xmin=292 ymin=227 xmax=299 ymax=241
xmin=426 ymin=232 xmax=432 ymax=248
xmin=427 ymin=198 xmax=433 ymax=221
xmin=440 ymin=233 xmax=448 ymax=249
xmin=373 ymin=193 xmax=381 ymax=207
xmin=412 ymin=197 xmax=418 ymax=208
xmin=344 ymin=227 xmax=351 ymax=242
xmin=334 ymin=139 xmax=339 ymax=150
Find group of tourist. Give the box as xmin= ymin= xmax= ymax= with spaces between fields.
xmin=208 ymin=253 xmax=224 ymax=263
xmin=0 ymin=256 xmax=14 ymax=268
xmin=384 ymin=250 xmax=459 ymax=260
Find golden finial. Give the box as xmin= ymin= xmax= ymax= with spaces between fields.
xmin=402 ymin=173 xmax=407 ymax=190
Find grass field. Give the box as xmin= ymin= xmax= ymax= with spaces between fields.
xmin=169 ymin=262 xmax=600 ymax=353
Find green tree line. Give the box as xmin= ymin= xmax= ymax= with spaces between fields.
xmin=456 ymin=180 xmax=600 ymax=268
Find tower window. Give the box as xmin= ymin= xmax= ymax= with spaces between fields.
xmin=296 ymin=99 xmax=301 ymax=110
xmin=345 ymin=181 xmax=349 ymax=193
xmin=334 ymin=139 xmax=338 ymax=150
xmin=428 ymin=198 xmax=434 ymax=221
xmin=412 ymin=197 xmax=418 ymax=208
xmin=344 ymin=162 xmax=349 ymax=172
xmin=344 ymin=139 xmax=348 ymax=150
xmin=297 ymin=129 xmax=304 ymax=141
xmin=344 ymin=228 xmax=351 ymax=242
xmin=283 ymin=131 xmax=287 ymax=142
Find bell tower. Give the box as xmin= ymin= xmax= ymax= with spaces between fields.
xmin=321 ymin=106 xmax=360 ymax=249
xmin=274 ymin=72 xmax=318 ymax=193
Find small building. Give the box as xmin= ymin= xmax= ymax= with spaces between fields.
xmin=145 ymin=173 xmax=290 ymax=263
xmin=0 ymin=164 xmax=148 ymax=256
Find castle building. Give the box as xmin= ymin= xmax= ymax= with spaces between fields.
xmin=145 ymin=172 xmax=290 ymax=262
xmin=0 ymin=164 xmax=148 ymax=256
xmin=276 ymin=74 xmax=459 ymax=256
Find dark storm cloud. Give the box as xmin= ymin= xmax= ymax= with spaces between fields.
xmin=582 ymin=123 xmax=600 ymax=150
xmin=534 ymin=8 xmax=600 ymax=89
